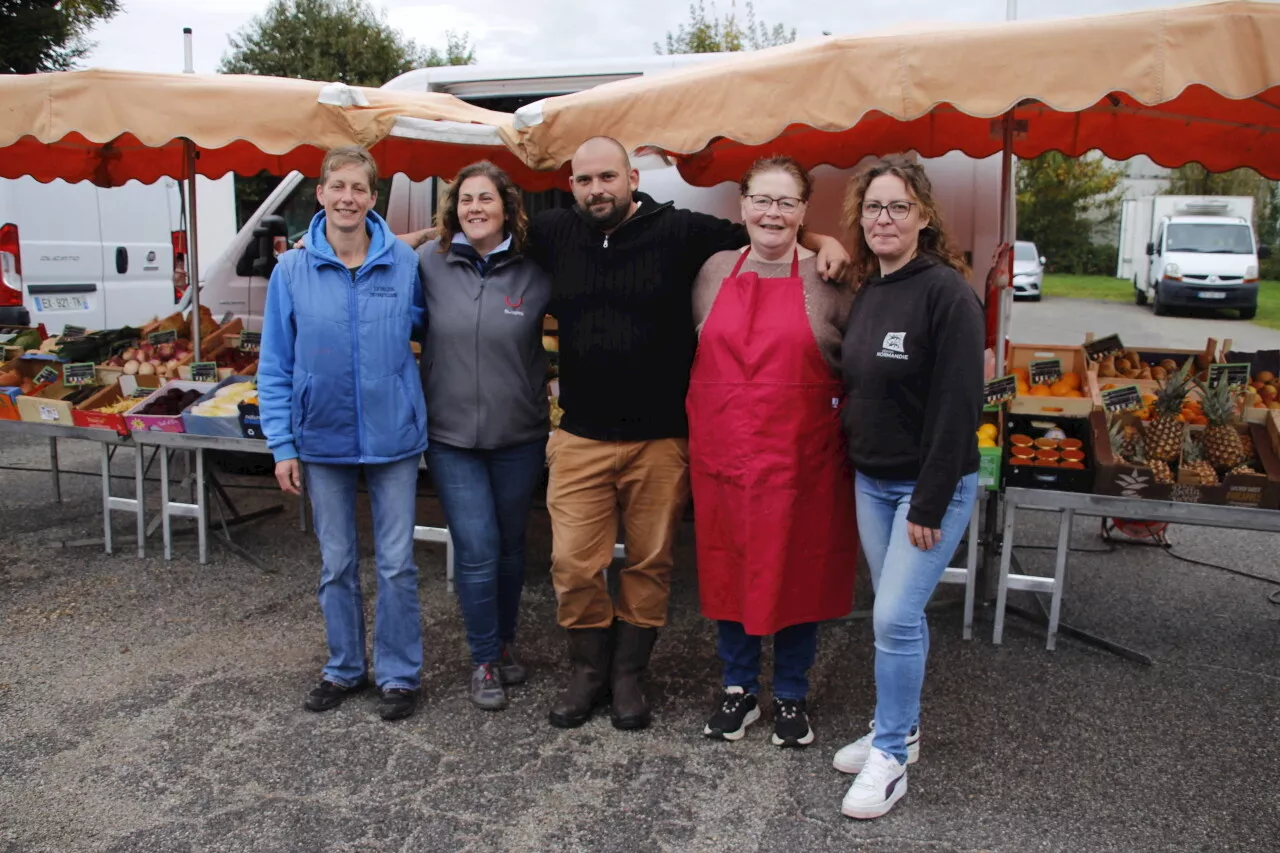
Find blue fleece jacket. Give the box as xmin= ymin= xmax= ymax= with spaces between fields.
xmin=258 ymin=210 xmax=426 ymax=465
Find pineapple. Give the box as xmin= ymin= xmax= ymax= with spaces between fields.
xmin=1228 ymin=463 xmax=1259 ymax=477
xmin=1149 ymin=459 xmax=1175 ymax=484
xmin=1180 ymin=434 xmax=1218 ymax=485
xmin=1108 ymin=416 xmax=1144 ymax=464
xmin=1142 ymin=357 xmax=1195 ymax=461
xmin=1194 ymin=376 xmax=1246 ymax=470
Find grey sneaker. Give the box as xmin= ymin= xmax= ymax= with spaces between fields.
xmin=498 ymin=643 xmax=527 ymax=685
xmin=470 ymin=663 xmax=508 ymax=710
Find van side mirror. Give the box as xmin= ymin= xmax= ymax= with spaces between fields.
xmin=1039 ymin=256 xmax=1046 ymax=266
xmin=1259 ymin=245 xmax=1272 ymax=260
xmin=237 ymin=215 xmax=289 ymax=278
xmin=1145 ymin=241 xmax=1155 ymax=257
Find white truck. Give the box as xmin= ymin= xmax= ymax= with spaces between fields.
xmin=198 ymin=56 xmax=1007 ymax=330
xmin=1118 ymin=195 xmax=1267 ymax=319
xmin=0 ymin=175 xmax=236 ymax=334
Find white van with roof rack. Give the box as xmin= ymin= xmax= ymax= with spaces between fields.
xmin=196 ymin=55 xmax=1006 ymax=330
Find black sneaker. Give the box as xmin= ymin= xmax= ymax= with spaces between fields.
xmin=303 ymin=677 xmax=368 ymax=712
xmin=498 ymin=643 xmax=527 ymax=686
xmin=378 ymin=687 xmax=419 ymax=721
xmin=703 ymin=686 xmax=761 ymax=741
xmin=771 ymin=697 xmax=814 ymax=748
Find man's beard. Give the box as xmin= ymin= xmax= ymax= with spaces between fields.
xmin=580 ymin=194 xmax=630 ymax=231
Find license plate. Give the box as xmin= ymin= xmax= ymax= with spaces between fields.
xmin=1198 ymin=291 xmax=1227 ymax=300
xmin=35 ymin=295 xmax=89 ymax=311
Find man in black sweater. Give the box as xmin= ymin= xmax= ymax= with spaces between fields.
xmin=531 ymin=137 xmax=850 ymax=731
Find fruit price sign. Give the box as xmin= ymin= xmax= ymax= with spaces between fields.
xmin=238 ymin=331 xmax=261 ymax=352
xmin=190 ymin=362 xmax=219 ymax=382
xmin=1029 ymin=359 xmax=1063 ymax=385
xmin=61 ymin=325 xmax=87 ymax=341
xmin=33 ymin=365 xmax=60 ymax=386
xmin=1084 ymin=334 xmax=1124 ymax=363
xmin=984 ymin=375 xmax=1018 ymax=405
xmin=1207 ymin=363 xmax=1250 ymax=390
xmin=149 ymin=329 xmax=178 ymax=345
xmin=1101 ymin=384 xmax=1144 ymax=413
xmin=131 ymin=387 xmax=156 ymax=398
xmin=64 ymin=362 xmax=98 ymax=386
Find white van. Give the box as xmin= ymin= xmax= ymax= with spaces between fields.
xmin=0 ymin=175 xmax=236 ymax=335
xmin=198 ymin=56 xmax=1006 ymax=330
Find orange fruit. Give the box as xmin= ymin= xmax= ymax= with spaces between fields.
xmin=1028 ymin=385 xmax=1052 ymax=396
xmin=1062 ymin=373 xmax=1082 ymax=390
xmin=1048 ymin=380 xmax=1071 ymax=396
xmin=1012 ymin=367 xmax=1030 ymax=383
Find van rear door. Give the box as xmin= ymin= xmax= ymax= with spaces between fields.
xmin=14 ymin=176 xmax=106 ymax=333
xmin=97 ymin=179 xmax=183 ymax=329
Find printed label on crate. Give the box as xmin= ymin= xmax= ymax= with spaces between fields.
xmin=131 ymin=387 xmax=155 ymax=398
xmin=984 ymin=375 xmax=1018 ymax=405
xmin=60 ymin=325 xmax=87 ymax=341
xmin=1029 ymin=359 xmax=1063 ymax=385
xmin=33 ymin=365 xmax=59 ymax=386
xmin=39 ymin=404 xmax=59 ymax=421
xmin=148 ymin=329 xmax=178 ymax=345
xmin=1101 ymin=384 xmax=1145 ymax=413
xmin=189 ymin=361 xmax=219 ymax=382
xmin=238 ymin=330 xmax=261 ymax=352
xmin=1207 ymin=362 xmax=1250 ymax=390
xmin=64 ymin=362 xmax=98 ymax=386
xmin=1083 ymin=334 xmax=1124 ymax=363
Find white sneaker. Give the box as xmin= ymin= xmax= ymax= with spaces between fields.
xmin=841 ymin=748 xmax=908 ymax=820
xmin=832 ymin=721 xmax=920 ymax=774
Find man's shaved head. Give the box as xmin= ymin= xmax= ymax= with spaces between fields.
xmin=569 ymin=136 xmax=639 ymax=232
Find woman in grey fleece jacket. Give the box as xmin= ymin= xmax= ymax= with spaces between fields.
xmin=417 ymin=161 xmax=551 ymax=711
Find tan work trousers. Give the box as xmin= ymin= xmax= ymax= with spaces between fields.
xmin=546 ymin=431 xmax=690 ymax=629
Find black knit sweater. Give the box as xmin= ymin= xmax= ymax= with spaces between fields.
xmin=529 ymin=193 xmax=745 ymax=441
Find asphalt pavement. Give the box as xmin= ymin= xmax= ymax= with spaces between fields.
xmin=1 ymin=432 xmax=1277 ymax=853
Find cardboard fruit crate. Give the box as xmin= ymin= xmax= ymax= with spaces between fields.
xmin=73 ymin=375 xmax=163 ymax=436
xmin=0 ymin=356 xmax=56 ymax=419
xmin=1003 ymin=410 xmax=1095 ymax=493
xmin=17 ymin=380 xmax=80 ymax=426
xmin=977 ymin=405 xmax=1002 ymax=492
xmin=181 ymin=376 xmax=257 ymax=438
xmin=1090 ymin=411 xmax=1280 ymax=508
xmin=124 ymin=379 xmax=218 ymax=434
xmin=1007 ymin=344 xmax=1093 ymax=417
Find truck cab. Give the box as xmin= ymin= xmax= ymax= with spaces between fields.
xmin=1131 ymin=198 xmax=1264 ymax=319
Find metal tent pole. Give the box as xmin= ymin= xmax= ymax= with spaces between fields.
xmin=182 ymin=28 xmax=202 ymax=360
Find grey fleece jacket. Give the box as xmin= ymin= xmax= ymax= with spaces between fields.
xmin=417 ymin=236 xmax=551 ymax=449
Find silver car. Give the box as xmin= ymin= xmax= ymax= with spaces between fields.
xmin=1013 ymin=240 xmax=1045 ymax=301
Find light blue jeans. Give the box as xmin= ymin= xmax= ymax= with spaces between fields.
xmin=306 ymin=456 xmax=423 ymax=691
xmin=854 ymin=470 xmax=978 ymax=764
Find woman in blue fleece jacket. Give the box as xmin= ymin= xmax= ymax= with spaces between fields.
xmin=257 ymin=146 xmax=427 ymax=722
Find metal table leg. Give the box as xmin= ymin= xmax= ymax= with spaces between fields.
xmin=160 ymin=447 xmax=173 ymax=559
xmin=196 ymin=448 xmax=207 ymax=565
xmin=135 ymin=445 xmax=147 ymax=557
xmin=100 ymin=443 xmax=113 ymax=554
xmin=49 ymin=437 xmax=61 ymax=503
xmin=962 ymin=494 xmax=981 ymax=640
xmin=1046 ymin=507 xmax=1074 ymax=650
xmin=993 ymin=499 xmax=1018 ymax=645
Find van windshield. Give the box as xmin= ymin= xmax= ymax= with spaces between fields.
xmin=1166 ymin=223 xmax=1254 ymax=254
xmin=1014 ymin=243 xmax=1038 ymax=261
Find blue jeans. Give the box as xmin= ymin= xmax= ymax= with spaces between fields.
xmin=306 ymin=456 xmax=423 ymax=691
xmin=427 ymin=437 xmax=548 ymax=665
xmin=717 ymin=620 xmax=820 ymax=701
xmin=854 ymin=471 xmax=978 ymax=764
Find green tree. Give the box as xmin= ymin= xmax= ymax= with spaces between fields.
xmin=1016 ymin=153 xmax=1126 ymax=275
xmin=657 ymin=0 xmax=796 ymax=54
xmin=219 ymin=0 xmax=473 ymax=86
xmin=0 ymin=0 xmax=121 ymax=74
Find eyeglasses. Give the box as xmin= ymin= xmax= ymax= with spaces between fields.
xmin=745 ymin=194 xmax=803 ymax=213
xmin=861 ymin=201 xmax=917 ymax=220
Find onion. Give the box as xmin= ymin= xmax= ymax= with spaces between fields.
xmin=121 ymin=348 xmax=137 ymax=362
xmin=137 ymin=362 xmax=157 ymax=376
xmin=123 ymin=361 xmax=140 ymax=376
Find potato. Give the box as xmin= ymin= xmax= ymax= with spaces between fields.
xmin=1151 ymin=366 xmax=1167 ymax=381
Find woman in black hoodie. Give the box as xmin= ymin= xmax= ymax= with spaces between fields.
xmin=832 ymin=157 xmax=984 ymax=820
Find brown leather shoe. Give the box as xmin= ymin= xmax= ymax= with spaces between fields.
xmin=548 ymin=627 xmax=612 ymax=728
xmin=610 ymin=621 xmax=658 ymax=730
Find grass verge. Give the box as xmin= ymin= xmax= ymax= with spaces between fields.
xmin=1040 ymin=275 xmax=1280 ymax=331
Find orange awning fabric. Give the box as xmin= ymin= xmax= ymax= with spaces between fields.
xmin=514 ymin=1 xmax=1280 ymax=184
xmin=0 ymin=68 xmax=562 ymax=189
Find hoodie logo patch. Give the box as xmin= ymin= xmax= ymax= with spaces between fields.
xmin=504 ymin=295 xmax=525 ymax=316
xmin=878 ymin=332 xmax=909 ymax=360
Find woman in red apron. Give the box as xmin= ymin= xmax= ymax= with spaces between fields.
xmin=688 ymin=156 xmax=859 ymax=748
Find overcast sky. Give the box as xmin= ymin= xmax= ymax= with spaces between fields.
xmin=83 ymin=0 xmax=1225 ymax=75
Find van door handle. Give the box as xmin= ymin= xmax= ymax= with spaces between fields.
xmin=115 ymin=247 xmax=128 ymax=274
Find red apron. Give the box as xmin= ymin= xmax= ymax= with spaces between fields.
xmin=687 ymin=249 xmax=858 ymax=635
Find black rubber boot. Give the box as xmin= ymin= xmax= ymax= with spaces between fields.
xmin=610 ymin=621 xmax=658 ymax=730
xmin=548 ymin=627 xmax=612 ymax=728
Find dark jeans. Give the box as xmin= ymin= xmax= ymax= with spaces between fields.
xmin=427 ymin=436 xmax=547 ymax=665
xmin=717 ymin=620 xmax=820 ymax=701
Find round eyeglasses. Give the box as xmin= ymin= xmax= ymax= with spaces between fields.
xmin=861 ymin=201 xmax=917 ymax=220
xmin=745 ymin=194 xmax=803 ymax=213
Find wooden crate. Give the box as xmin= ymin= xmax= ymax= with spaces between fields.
xmin=1008 ymin=343 xmax=1093 ymax=417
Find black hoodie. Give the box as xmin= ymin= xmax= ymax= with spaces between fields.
xmin=840 ymin=255 xmax=984 ymax=528
xmin=528 ymin=192 xmax=745 ymax=441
